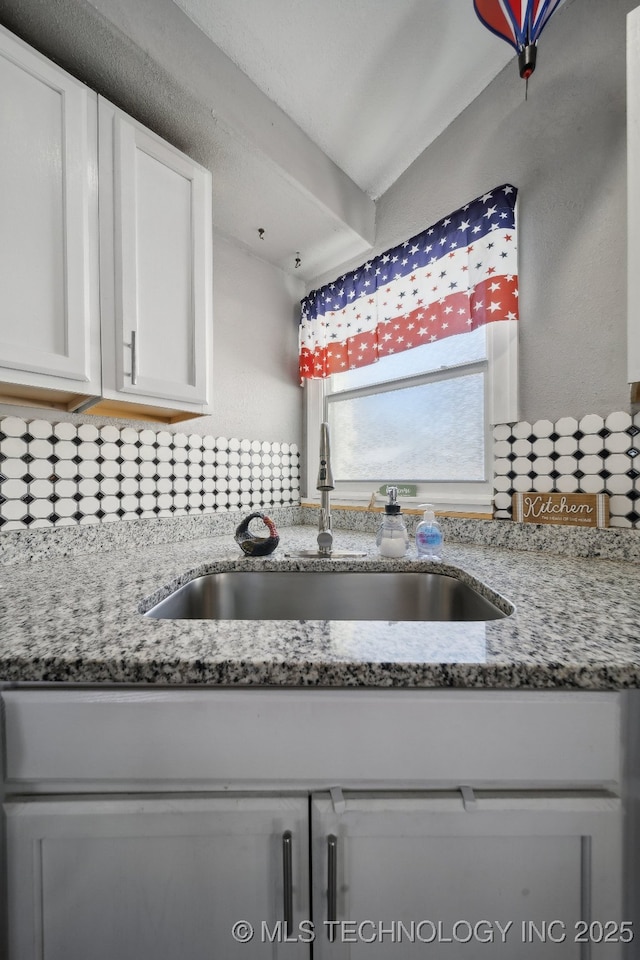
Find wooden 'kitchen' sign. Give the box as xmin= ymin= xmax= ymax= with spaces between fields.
xmin=512 ymin=492 xmax=609 ymax=528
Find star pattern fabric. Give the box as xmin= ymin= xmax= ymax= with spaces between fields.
xmin=299 ymin=184 xmax=518 ymax=383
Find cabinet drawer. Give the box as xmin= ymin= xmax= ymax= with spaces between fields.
xmin=2 ymin=688 xmax=621 ymax=790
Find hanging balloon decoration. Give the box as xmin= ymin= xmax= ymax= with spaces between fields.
xmin=474 ymin=0 xmax=566 ymax=92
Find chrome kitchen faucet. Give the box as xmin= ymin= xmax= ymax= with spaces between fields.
xmin=317 ymin=421 xmax=334 ymax=556
xmin=287 ymin=422 xmax=365 ymax=559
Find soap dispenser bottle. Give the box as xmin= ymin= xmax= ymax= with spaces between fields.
xmin=376 ymin=486 xmax=409 ymax=558
xmin=415 ymin=504 xmax=443 ymax=560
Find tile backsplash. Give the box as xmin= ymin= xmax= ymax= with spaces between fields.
xmin=2 ymin=412 xmax=639 ymax=534
xmin=494 ymin=411 xmax=640 ymax=528
xmin=0 ymin=416 xmax=300 ymax=531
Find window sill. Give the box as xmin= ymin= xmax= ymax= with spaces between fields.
xmin=301 ymin=500 xmax=493 ymax=520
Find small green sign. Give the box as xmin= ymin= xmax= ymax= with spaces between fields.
xmin=378 ymin=483 xmax=417 ymax=498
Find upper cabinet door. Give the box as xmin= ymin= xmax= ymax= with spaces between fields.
xmin=99 ymin=98 xmax=212 ymax=413
xmin=0 ymin=26 xmax=100 ymax=391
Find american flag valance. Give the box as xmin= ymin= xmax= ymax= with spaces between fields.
xmin=299 ymin=184 xmax=518 ymax=383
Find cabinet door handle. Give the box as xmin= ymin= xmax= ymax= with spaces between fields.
xmin=580 ymin=835 xmax=592 ymax=960
xmin=327 ymin=834 xmax=337 ymax=940
xmin=130 ymin=330 xmax=138 ymax=386
xmin=282 ymin=830 xmax=293 ymax=937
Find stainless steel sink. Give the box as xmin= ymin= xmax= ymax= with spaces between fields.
xmin=144 ymin=570 xmax=511 ymax=621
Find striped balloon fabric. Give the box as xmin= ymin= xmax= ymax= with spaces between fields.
xmin=298 ymin=184 xmax=518 ymax=383
xmin=473 ymin=0 xmax=566 ymax=78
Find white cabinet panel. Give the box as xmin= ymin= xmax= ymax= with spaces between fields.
xmin=629 ymin=5 xmax=640 ymax=394
xmin=311 ymin=792 xmax=622 ymax=959
xmin=5 ymin=795 xmax=309 ymax=960
xmin=0 ymin=25 xmax=100 ymax=394
xmin=0 ymin=25 xmax=212 ymax=418
xmin=99 ymin=97 xmax=212 ymax=413
xmin=2 ymin=688 xmax=621 ymax=790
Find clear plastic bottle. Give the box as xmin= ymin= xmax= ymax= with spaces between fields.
xmin=415 ymin=504 xmax=443 ymax=560
xmin=376 ymin=486 xmax=409 ymax=558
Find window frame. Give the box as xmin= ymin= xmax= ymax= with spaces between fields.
xmin=303 ymin=319 xmax=518 ymax=513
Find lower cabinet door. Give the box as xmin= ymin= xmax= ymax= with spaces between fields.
xmin=311 ymin=791 xmax=623 ymax=959
xmin=5 ymin=795 xmax=309 ymax=959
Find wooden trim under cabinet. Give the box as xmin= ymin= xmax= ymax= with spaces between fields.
xmin=0 ymin=384 xmax=205 ymax=423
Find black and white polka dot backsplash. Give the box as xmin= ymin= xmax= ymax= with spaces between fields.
xmin=0 ymin=417 xmax=300 ymax=532
xmin=2 ymin=413 xmax=638 ymax=533
xmin=494 ymin=411 xmax=640 ymax=528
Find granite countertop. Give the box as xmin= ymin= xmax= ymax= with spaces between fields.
xmin=0 ymin=524 xmax=639 ymax=689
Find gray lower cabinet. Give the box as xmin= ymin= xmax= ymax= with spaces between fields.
xmin=5 ymin=790 xmax=622 ymax=959
xmin=5 ymin=796 xmax=310 ymax=959
xmin=1 ymin=688 xmax=628 ymax=957
xmin=311 ymin=792 xmax=622 ymax=959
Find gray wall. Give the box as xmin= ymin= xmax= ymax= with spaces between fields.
xmin=311 ymin=0 xmax=634 ymax=423
xmin=209 ymin=236 xmax=302 ymax=443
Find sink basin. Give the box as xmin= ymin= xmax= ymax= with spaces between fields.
xmin=144 ymin=570 xmax=511 ymax=621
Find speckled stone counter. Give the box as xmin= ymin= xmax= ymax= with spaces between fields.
xmin=1 ymin=524 xmax=639 ymax=689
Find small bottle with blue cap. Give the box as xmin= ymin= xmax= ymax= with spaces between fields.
xmin=415 ymin=504 xmax=444 ymax=560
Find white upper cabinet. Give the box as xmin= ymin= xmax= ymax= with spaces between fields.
xmin=98 ymin=98 xmax=212 ymax=417
xmin=0 ymin=25 xmax=101 ymax=404
xmin=0 ymin=25 xmax=213 ymax=422
xmin=628 ymin=5 xmax=640 ymax=400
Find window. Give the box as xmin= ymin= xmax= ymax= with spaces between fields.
xmin=304 ymin=321 xmax=517 ymax=513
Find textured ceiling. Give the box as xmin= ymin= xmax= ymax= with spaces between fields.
xmin=171 ymin=0 xmax=515 ymax=198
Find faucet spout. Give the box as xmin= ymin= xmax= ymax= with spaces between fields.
xmin=317 ymin=422 xmax=334 ymax=491
xmin=317 ymin=422 xmax=334 ymax=555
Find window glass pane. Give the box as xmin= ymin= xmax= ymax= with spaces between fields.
xmin=330 ymin=328 xmax=486 ymax=393
xmin=328 ymin=372 xmax=485 ymax=482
